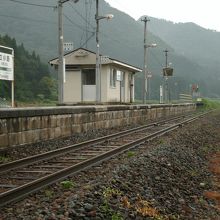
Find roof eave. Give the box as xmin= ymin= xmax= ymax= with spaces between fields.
xmin=111 ymin=60 xmax=142 ymax=72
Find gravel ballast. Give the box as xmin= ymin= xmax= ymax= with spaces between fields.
xmin=1 ymin=111 xmax=220 ymax=219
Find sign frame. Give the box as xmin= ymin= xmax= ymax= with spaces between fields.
xmin=163 ymin=67 xmax=173 ymax=77
xmin=0 ymin=45 xmax=14 ymax=107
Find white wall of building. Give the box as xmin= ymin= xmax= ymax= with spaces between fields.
xmin=64 ymin=70 xmax=81 ymax=103
xmin=106 ymin=66 xmax=134 ymax=103
xmin=100 ymin=65 xmax=108 ymax=102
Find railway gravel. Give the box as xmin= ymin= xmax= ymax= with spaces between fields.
xmin=1 ymin=111 xmax=220 ymax=219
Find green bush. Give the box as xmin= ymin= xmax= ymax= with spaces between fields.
xmin=60 ymin=180 xmax=75 ymax=189
xmin=201 ymin=98 xmax=220 ymax=109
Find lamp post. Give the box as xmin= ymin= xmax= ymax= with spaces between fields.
xmin=58 ymin=0 xmax=79 ymax=105
xmin=143 ymin=43 xmax=156 ymax=104
xmin=95 ymin=0 xmax=113 ymax=103
xmin=141 ymin=16 xmax=157 ymax=104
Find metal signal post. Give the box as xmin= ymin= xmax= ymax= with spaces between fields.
xmin=163 ymin=49 xmax=169 ymax=103
xmin=141 ymin=16 xmax=150 ymax=104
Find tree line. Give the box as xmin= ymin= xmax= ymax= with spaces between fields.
xmin=0 ymin=35 xmax=57 ymax=102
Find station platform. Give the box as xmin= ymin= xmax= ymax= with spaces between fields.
xmin=0 ymin=103 xmax=196 ymax=148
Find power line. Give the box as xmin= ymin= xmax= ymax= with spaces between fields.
xmin=149 ymin=50 xmax=164 ymax=68
xmin=63 ymin=13 xmax=95 ymax=33
xmin=2 ymin=11 xmax=161 ymax=68
xmin=8 ymin=0 xmax=56 ymax=8
xmin=0 ymin=13 xmax=57 ymax=25
xmin=68 ymin=1 xmax=94 ymax=30
xmin=68 ymin=0 xmax=95 ymax=48
xmin=68 ymin=1 xmax=87 ymax=24
xmin=87 ymin=0 xmax=93 ymax=29
xmin=0 ymin=13 xmax=91 ymax=33
xmin=80 ymin=32 xmax=95 ymax=48
xmin=66 ymin=4 xmax=138 ymax=50
xmin=4 ymin=0 xmax=164 ymax=68
xmin=79 ymin=0 xmax=88 ymax=47
xmin=67 ymin=2 xmax=140 ymax=51
xmin=66 ymin=1 xmax=138 ymax=51
xmin=84 ymin=0 xmax=89 ymax=48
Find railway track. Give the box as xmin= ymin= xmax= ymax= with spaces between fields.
xmin=0 ymin=111 xmax=210 ymax=207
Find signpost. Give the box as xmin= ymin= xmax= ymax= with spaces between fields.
xmin=0 ymin=45 xmax=14 ymax=107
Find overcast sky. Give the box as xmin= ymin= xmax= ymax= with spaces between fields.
xmin=105 ymin=0 xmax=220 ymax=31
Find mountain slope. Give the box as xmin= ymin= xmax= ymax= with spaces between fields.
xmin=0 ymin=0 xmax=218 ymax=98
xmin=147 ymin=17 xmax=220 ymax=97
xmin=147 ymin=17 xmax=220 ymax=74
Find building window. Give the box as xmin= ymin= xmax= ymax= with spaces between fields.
xmin=82 ymin=69 xmax=95 ymax=85
xmin=110 ymin=68 xmax=117 ymax=88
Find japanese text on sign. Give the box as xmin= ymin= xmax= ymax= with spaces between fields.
xmin=0 ymin=52 xmax=14 ymax=81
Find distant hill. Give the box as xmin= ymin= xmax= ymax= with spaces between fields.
xmin=147 ymin=18 xmax=220 ymax=67
xmin=147 ymin=18 xmax=220 ymax=97
xmin=0 ymin=0 xmax=219 ymax=98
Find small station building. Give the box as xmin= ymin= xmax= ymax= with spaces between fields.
xmin=49 ymin=48 xmax=142 ymax=104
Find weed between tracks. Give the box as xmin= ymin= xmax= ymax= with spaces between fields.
xmin=60 ymin=180 xmax=75 ymax=189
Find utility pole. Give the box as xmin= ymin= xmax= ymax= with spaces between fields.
xmin=58 ymin=1 xmax=64 ymax=104
xmin=95 ymin=1 xmax=113 ymax=103
xmin=141 ymin=16 xmax=150 ymax=104
xmin=58 ymin=0 xmax=79 ymax=105
xmin=164 ymin=49 xmax=168 ymax=67
xmin=95 ymin=0 xmax=101 ymax=103
xmin=163 ymin=49 xmax=169 ymax=103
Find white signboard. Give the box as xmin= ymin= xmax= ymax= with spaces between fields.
xmin=0 ymin=52 xmax=14 ymax=81
xmin=160 ymin=85 xmax=163 ymax=104
xmin=64 ymin=42 xmax=73 ymax=52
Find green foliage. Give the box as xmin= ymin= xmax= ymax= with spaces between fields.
xmin=201 ymin=98 xmax=220 ymax=109
xmin=44 ymin=189 xmax=54 ymax=198
xmin=111 ymin=213 xmax=124 ymax=220
xmin=100 ymin=203 xmax=123 ymax=220
xmin=127 ymin=151 xmax=135 ymax=158
xmin=0 ymin=156 xmax=10 ymax=163
xmin=60 ymin=180 xmax=75 ymax=189
xmin=103 ymin=187 xmax=121 ymax=199
xmin=100 ymin=187 xmax=123 ymax=219
xmin=0 ymin=34 xmax=57 ymax=102
xmin=158 ymin=139 xmax=164 ymax=144
xmin=100 ymin=201 xmax=112 ymax=216
xmin=38 ymin=76 xmax=57 ymax=100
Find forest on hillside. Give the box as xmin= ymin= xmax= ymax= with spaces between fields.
xmin=0 ymin=35 xmax=57 ymax=102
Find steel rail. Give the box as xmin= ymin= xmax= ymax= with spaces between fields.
xmin=0 ymin=111 xmax=210 ymax=207
xmin=0 ymin=114 xmax=191 ymax=174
